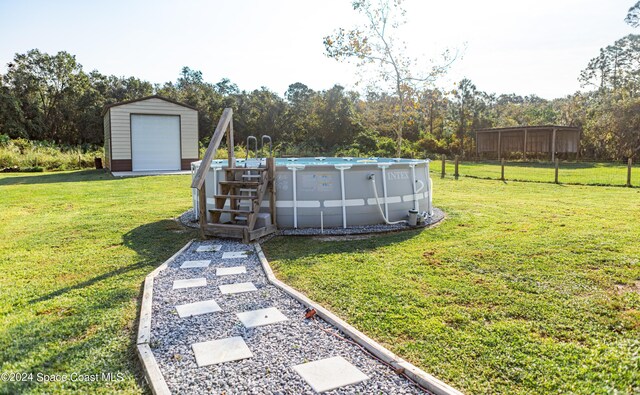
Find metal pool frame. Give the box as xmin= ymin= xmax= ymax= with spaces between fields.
xmin=192 ymin=158 xmax=433 ymax=229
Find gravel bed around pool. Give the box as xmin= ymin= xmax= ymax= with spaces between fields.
xmin=150 ymin=239 xmax=429 ymax=394
xmin=178 ymin=208 xmax=445 ymax=237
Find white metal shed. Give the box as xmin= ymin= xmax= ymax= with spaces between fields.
xmin=103 ymin=95 xmax=199 ymax=172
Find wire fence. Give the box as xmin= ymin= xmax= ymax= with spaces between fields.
xmin=432 ymin=157 xmax=637 ymax=187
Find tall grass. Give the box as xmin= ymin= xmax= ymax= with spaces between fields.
xmin=0 ymin=137 xmax=103 ymax=171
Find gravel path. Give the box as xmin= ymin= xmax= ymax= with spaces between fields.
xmin=150 ymin=239 xmax=429 ymax=394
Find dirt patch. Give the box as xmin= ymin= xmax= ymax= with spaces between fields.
xmin=422 ymin=250 xmax=441 ymax=265
xmin=615 ymin=281 xmax=640 ymax=295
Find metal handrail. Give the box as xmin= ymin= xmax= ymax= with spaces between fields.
xmin=261 ymin=135 xmax=273 ymax=158
xmin=246 ymin=136 xmax=258 ymax=167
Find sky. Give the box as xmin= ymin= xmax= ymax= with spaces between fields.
xmin=0 ymin=0 xmax=637 ymax=99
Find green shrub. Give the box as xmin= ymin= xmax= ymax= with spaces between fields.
xmin=335 ymin=134 xmax=422 ymax=158
xmin=21 ymin=166 xmax=44 ymax=172
xmin=0 ymin=149 xmax=19 ymax=168
xmin=0 ymin=138 xmax=102 ymax=171
xmin=213 ymin=146 xmax=250 ymax=160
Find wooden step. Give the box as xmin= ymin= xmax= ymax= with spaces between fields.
xmin=209 ymin=208 xmax=253 ymax=215
xmin=218 ymin=181 xmax=261 ymax=187
xmin=203 ymin=223 xmax=247 ymax=238
xmin=242 ymin=174 xmax=262 ymax=178
xmin=203 ymin=223 xmax=277 ymax=242
xmin=213 ymin=194 xmax=258 ymax=200
xmin=205 ymin=223 xmax=247 ymax=230
xmin=225 ymin=167 xmax=265 ymax=172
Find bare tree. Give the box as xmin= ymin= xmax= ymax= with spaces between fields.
xmin=324 ymin=0 xmax=455 ymax=156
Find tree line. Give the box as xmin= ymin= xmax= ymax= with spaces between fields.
xmin=0 ymin=35 xmax=638 ymax=161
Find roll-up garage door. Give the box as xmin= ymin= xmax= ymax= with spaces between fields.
xmin=131 ymin=114 xmax=180 ymax=171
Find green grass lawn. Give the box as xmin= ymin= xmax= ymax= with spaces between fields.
xmin=438 ymin=160 xmax=638 ymax=186
xmin=2 ymin=170 xmax=638 ymax=394
xmin=0 ymin=170 xmax=197 ymax=394
xmin=264 ymin=177 xmax=640 ymax=394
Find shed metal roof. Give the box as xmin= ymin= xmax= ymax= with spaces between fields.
xmin=475 ymin=125 xmax=580 ymax=133
xmin=101 ymin=95 xmax=197 ymax=116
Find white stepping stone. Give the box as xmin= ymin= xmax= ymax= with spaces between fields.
xmin=196 ymin=245 xmax=221 ymax=252
xmin=175 ymin=299 xmax=222 ymax=318
xmin=180 ymin=260 xmax=211 ymax=269
xmin=292 ymin=356 xmax=369 ymax=393
xmin=222 ymin=251 xmax=250 ymax=259
xmin=219 ymin=282 xmax=257 ymax=295
xmin=172 ymin=278 xmax=207 ymax=290
xmin=236 ymin=307 xmax=288 ymax=328
xmin=191 ymin=336 xmax=253 ymax=367
xmin=216 ymin=266 xmax=246 ymax=276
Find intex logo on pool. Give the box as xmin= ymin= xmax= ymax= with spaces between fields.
xmin=387 ymin=170 xmax=409 ymax=180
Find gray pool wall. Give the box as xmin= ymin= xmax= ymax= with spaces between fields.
xmin=191 ymin=158 xmax=433 ymax=229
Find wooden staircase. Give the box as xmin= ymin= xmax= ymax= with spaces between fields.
xmin=205 ymin=164 xmax=277 ymax=242
xmin=191 ymin=108 xmax=277 ymax=243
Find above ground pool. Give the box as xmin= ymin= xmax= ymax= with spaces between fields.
xmin=192 ymin=157 xmax=433 ymax=229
